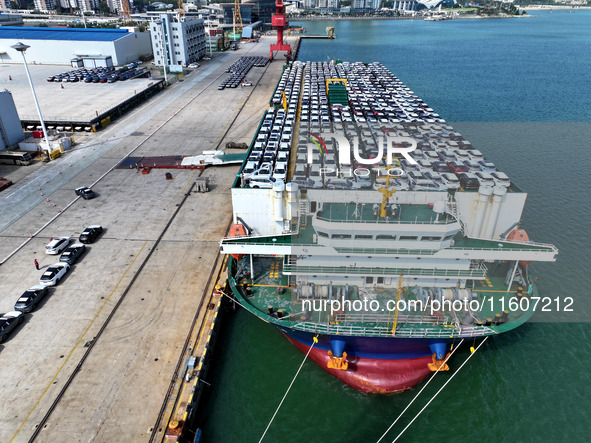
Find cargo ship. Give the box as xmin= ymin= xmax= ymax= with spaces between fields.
xmin=220 ymin=60 xmax=557 ymax=393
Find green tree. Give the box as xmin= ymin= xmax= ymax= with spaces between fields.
xmin=97 ymin=1 xmax=111 ymax=14
xmin=341 ymin=0 xmax=352 ymax=5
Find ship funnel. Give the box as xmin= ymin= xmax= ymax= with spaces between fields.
xmin=482 ymin=186 xmax=507 ymax=239
xmin=273 ymin=179 xmax=285 ymax=222
xmin=471 ymin=186 xmax=493 ymax=237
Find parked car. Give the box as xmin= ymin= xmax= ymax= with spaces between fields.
xmin=14 ymin=285 xmax=49 ymax=313
xmin=188 ymin=63 xmax=200 ymax=68
xmin=458 ymin=172 xmax=480 ymax=190
xmin=75 ymin=186 xmax=96 ymax=200
xmin=248 ymin=176 xmax=278 ymax=189
xmin=0 ymin=311 xmax=25 ymax=343
xmin=40 ymin=262 xmax=70 ymax=286
xmin=45 ymin=237 xmax=71 ymax=255
xmin=79 ymin=225 xmax=103 ymax=244
xmin=59 ymin=243 xmax=86 ymax=265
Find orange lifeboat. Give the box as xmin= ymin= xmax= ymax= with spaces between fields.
xmin=507 ymin=227 xmax=531 ymax=268
xmin=228 ymin=223 xmax=248 ymax=260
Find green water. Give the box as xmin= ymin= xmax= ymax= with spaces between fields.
xmin=198 ymin=13 xmax=591 ymax=443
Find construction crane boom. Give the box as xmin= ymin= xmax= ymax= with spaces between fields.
xmin=121 ymin=0 xmax=131 ymax=21
xmin=234 ymin=0 xmax=243 ymax=34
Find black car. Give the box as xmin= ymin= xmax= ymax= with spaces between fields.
xmin=59 ymin=243 xmax=86 ymax=265
xmin=0 ymin=311 xmax=25 ymax=342
xmin=458 ymin=172 xmax=480 ymax=190
xmin=79 ymin=225 xmax=103 ymax=244
xmin=14 ymin=285 xmax=49 ymax=313
xmin=75 ymin=186 xmax=96 ymax=200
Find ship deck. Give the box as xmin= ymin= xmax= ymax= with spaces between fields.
xmin=233 ymin=255 xmax=535 ymax=338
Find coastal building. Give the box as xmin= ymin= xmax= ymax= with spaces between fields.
xmin=247 ymin=0 xmax=276 ymax=30
xmin=0 ymin=13 xmax=24 ymax=26
xmin=392 ymin=0 xmax=419 ymax=11
xmin=317 ymin=0 xmax=340 ymax=9
xmin=0 ymin=26 xmax=152 ymax=65
xmin=149 ymin=13 xmax=206 ymax=68
xmin=352 ymin=0 xmax=382 ymax=11
xmin=33 ymin=0 xmax=56 ymax=12
xmin=220 ymin=3 xmax=253 ymax=25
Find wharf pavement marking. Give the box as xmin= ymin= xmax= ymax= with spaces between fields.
xmin=10 ymin=241 xmax=148 ymax=443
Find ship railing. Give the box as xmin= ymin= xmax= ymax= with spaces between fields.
xmin=334 ymin=313 xmax=451 ymax=325
xmin=334 ymin=247 xmax=440 ymax=255
xmin=291 ymin=322 xmax=497 ymax=338
xmin=315 ymin=213 xmax=459 ymax=225
xmin=453 ymin=239 xmax=558 ymax=253
xmin=283 ymin=259 xmax=487 ymax=278
xmin=451 ymin=245 xmax=557 ymax=253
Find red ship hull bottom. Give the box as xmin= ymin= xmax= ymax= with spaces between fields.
xmin=285 ymin=334 xmax=433 ymax=394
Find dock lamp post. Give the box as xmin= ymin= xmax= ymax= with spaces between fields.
xmin=11 ymin=42 xmax=52 ymax=160
xmin=155 ymin=20 xmax=168 ymax=85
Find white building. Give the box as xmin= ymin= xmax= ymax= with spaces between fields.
xmin=33 ymin=0 xmax=57 ymax=12
xmin=353 ymin=0 xmax=381 ymax=9
xmin=150 ymin=13 xmax=206 ymax=68
xmin=0 ymin=26 xmax=152 ymax=66
xmin=317 ymin=0 xmax=340 ymax=8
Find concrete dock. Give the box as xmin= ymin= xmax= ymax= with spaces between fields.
xmin=0 ymin=36 xmax=293 ymax=442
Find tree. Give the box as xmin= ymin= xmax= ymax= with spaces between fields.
xmin=341 ymin=0 xmax=352 ymax=5
xmin=97 ymin=2 xmax=111 ymax=14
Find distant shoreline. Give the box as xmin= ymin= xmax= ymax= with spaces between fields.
xmin=290 ymin=14 xmax=532 ymax=22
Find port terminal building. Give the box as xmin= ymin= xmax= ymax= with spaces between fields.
xmin=148 ymin=12 xmax=206 ymax=69
xmin=0 ymin=26 xmax=152 ymax=66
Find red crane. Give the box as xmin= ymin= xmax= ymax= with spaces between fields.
xmin=270 ymin=0 xmax=291 ymax=60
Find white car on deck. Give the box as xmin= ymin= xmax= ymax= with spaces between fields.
xmin=45 ymin=237 xmax=71 ymax=255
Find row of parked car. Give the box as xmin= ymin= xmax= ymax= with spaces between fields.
xmin=0 ymin=226 xmax=103 ymax=343
xmin=46 ymin=62 xmax=144 ymax=84
xmin=241 ymin=62 xmax=305 ymax=188
xmin=218 ymin=56 xmax=268 ymax=90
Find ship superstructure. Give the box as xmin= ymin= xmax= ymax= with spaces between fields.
xmin=220 ymin=61 xmax=557 ymax=393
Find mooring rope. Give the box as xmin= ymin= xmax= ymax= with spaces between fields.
xmin=218 ymin=290 xmax=270 ymax=324
xmin=259 ymin=336 xmax=318 ymax=443
xmin=376 ymin=338 xmax=465 ymax=442
xmin=389 ymin=336 xmax=489 ymax=443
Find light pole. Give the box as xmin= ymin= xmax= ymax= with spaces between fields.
xmin=155 ymin=20 xmax=168 ymax=85
xmin=11 ymin=42 xmax=52 ymax=160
